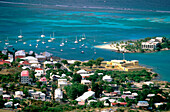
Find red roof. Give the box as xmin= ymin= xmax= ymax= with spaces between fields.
xmin=112 ymin=103 xmax=118 ymax=105
xmin=40 ymin=77 xmax=47 ymax=82
xmin=88 ymin=88 xmax=92 ymax=91
xmin=0 ymin=59 xmax=10 ymax=65
xmin=35 ymin=68 xmax=43 ymax=70
xmin=120 ymin=102 xmax=127 ymax=105
xmin=15 ymin=56 xmax=25 ymax=59
xmin=21 ymin=70 xmax=29 ymax=77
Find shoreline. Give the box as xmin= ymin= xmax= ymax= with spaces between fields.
xmin=94 ymin=43 xmax=170 ymax=53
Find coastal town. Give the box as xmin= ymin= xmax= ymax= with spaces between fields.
xmin=0 ymin=49 xmax=169 ymax=112
xmin=95 ymin=37 xmax=170 ymax=53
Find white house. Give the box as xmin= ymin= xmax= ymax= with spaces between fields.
xmin=58 ymin=79 xmax=67 ymax=89
xmin=35 ymin=68 xmax=44 ymax=77
xmin=21 ymin=70 xmax=30 ymax=84
xmin=3 ymin=94 xmax=11 ymax=100
xmin=15 ymin=91 xmax=24 ymax=99
xmin=102 ymin=75 xmax=112 ymax=82
xmin=137 ymin=101 xmax=149 ymax=107
xmin=76 ymin=91 xmax=95 ymax=103
xmin=81 ymin=80 xmax=91 ymax=85
xmin=77 ymin=69 xmax=88 ymax=74
xmin=15 ymin=50 xmax=26 ymax=59
xmin=55 ymin=88 xmax=63 ymax=102
xmin=31 ymin=91 xmax=46 ymax=101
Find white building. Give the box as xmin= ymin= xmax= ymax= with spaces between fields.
xmin=35 ymin=68 xmax=44 ymax=77
xmin=55 ymin=88 xmax=63 ymax=101
xmin=15 ymin=50 xmax=26 ymax=58
xmin=0 ymin=88 xmax=3 ymax=95
xmin=81 ymin=80 xmax=91 ymax=85
xmin=76 ymin=91 xmax=95 ymax=102
xmin=77 ymin=69 xmax=88 ymax=74
xmin=58 ymin=79 xmax=67 ymax=89
xmin=31 ymin=91 xmax=46 ymax=101
xmin=102 ymin=75 xmax=112 ymax=82
xmin=141 ymin=37 xmax=163 ymax=50
xmin=21 ymin=70 xmax=29 ymax=84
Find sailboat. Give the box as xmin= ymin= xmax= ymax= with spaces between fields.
xmin=60 ymin=38 xmax=64 ymax=46
xmin=18 ymin=30 xmax=23 ymax=38
xmin=48 ymin=34 xmax=52 ymax=42
xmin=5 ymin=37 xmax=9 ymax=45
xmin=65 ymin=39 xmax=68 ymax=43
xmin=60 ymin=49 xmax=63 ymax=52
xmin=51 ymin=32 xmax=55 ymax=40
xmin=23 ymin=42 xmax=26 ymax=44
xmin=41 ymin=29 xmax=45 ymax=38
xmin=29 ymin=40 xmax=32 ymax=46
xmin=81 ymin=51 xmax=84 ymax=54
xmin=74 ymin=36 xmax=78 ymax=44
xmin=81 ymin=34 xmax=86 ymax=40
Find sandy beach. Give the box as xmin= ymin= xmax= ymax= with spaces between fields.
xmin=94 ymin=44 xmax=119 ymax=51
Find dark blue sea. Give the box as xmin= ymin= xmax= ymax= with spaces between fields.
xmin=0 ymin=0 xmax=170 ymax=81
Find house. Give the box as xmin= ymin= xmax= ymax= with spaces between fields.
xmin=36 ymin=55 xmax=46 ymax=62
xmin=55 ymin=88 xmax=63 ymax=102
xmin=40 ymin=77 xmax=47 ymax=84
xmin=3 ymin=94 xmax=11 ymax=100
xmin=154 ymin=103 xmax=164 ymax=108
xmin=31 ymin=91 xmax=46 ymax=101
xmin=81 ymin=80 xmax=91 ymax=86
xmin=35 ymin=68 xmax=44 ymax=77
xmin=141 ymin=37 xmax=163 ymax=50
xmin=121 ymin=95 xmax=135 ymax=100
xmin=81 ymin=73 xmax=94 ymax=79
xmin=137 ymin=101 xmax=149 ymax=107
xmin=21 ymin=70 xmax=30 ymax=84
xmin=0 ymin=88 xmax=3 ymax=95
xmin=144 ymin=81 xmax=154 ymax=85
xmin=76 ymin=91 xmax=95 ymax=104
xmin=15 ymin=50 xmax=26 ymax=59
xmin=0 ymin=59 xmax=10 ymax=65
xmin=15 ymin=91 xmax=24 ymax=99
xmin=50 ymin=75 xmax=60 ymax=81
xmin=58 ymin=79 xmax=67 ymax=89
xmin=102 ymin=75 xmax=112 ymax=82
xmin=19 ymin=61 xmax=31 ymax=67
xmin=147 ymin=94 xmax=155 ymax=97
xmin=77 ymin=69 xmax=88 ymax=74
xmin=42 ymin=51 xmax=52 ymax=60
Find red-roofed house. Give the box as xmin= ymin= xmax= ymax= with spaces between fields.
xmin=21 ymin=70 xmax=29 ymax=84
xmin=15 ymin=50 xmax=26 ymax=59
xmin=40 ymin=77 xmax=47 ymax=84
xmin=35 ymin=68 xmax=44 ymax=77
xmin=19 ymin=61 xmax=31 ymax=66
xmin=0 ymin=59 xmax=10 ymax=65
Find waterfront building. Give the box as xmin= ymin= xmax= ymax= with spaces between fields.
xmin=21 ymin=70 xmax=30 ymax=84
xmin=141 ymin=37 xmax=163 ymax=50
xmin=15 ymin=50 xmax=26 ymax=59
xmin=105 ymin=60 xmax=147 ymax=71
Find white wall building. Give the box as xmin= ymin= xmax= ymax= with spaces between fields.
xmin=55 ymin=88 xmax=63 ymax=101
xmin=0 ymin=88 xmax=3 ymax=95
xmin=58 ymin=79 xmax=67 ymax=89
xmin=35 ymin=68 xmax=44 ymax=77
xmin=102 ymin=75 xmax=112 ymax=82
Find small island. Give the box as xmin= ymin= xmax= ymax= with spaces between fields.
xmin=95 ymin=37 xmax=170 ymax=53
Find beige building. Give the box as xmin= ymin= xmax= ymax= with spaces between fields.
xmin=105 ymin=60 xmax=147 ymax=71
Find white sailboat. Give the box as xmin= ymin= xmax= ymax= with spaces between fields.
xmin=18 ymin=30 xmax=23 ymax=38
xmin=81 ymin=51 xmax=84 ymax=54
xmin=81 ymin=34 xmax=86 ymax=40
xmin=65 ymin=39 xmax=68 ymax=43
xmin=60 ymin=38 xmax=64 ymax=46
xmin=74 ymin=36 xmax=78 ymax=44
xmin=23 ymin=42 xmax=26 ymax=44
xmin=60 ymin=49 xmax=63 ymax=52
xmin=48 ymin=34 xmax=52 ymax=42
xmin=29 ymin=40 xmax=32 ymax=46
xmin=51 ymin=32 xmax=55 ymax=40
xmin=5 ymin=37 xmax=9 ymax=45
xmin=41 ymin=29 xmax=45 ymax=38
xmin=46 ymin=46 xmax=49 ymax=48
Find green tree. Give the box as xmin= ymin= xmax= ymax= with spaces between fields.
xmin=55 ymin=63 xmax=62 ymax=69
xmin=61 ymin=60 xmax=68 ymax=65
xmin=74 ymin=61 xmax=81 ymax=66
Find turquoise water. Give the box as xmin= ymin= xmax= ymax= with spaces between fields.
xmin=0 ymin=0 xmax=170 ymax=81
